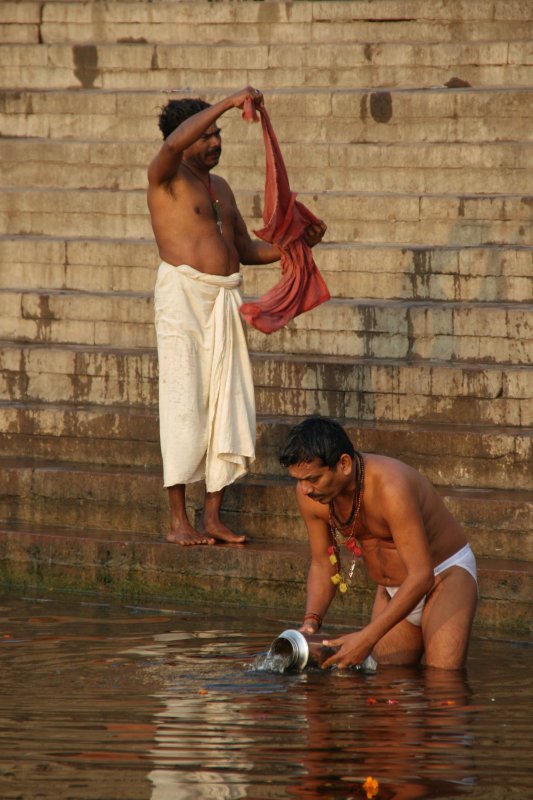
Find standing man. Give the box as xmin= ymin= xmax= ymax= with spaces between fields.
xmin=147 ymin=87 xmax=326 ymax=546
xmin=280 ymin=417 xmax=478 ymax=669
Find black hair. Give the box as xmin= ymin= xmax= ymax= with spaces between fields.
xmin=158 ymin=97 xmax=211 ymax=139
xmin=279 ymin=416 xmax=355 ymax=469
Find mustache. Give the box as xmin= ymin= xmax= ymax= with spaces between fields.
xmin=207 ymin=148 xmax=221 ymax=157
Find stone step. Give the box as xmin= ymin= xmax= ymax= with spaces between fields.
xmin=2 ymin=186 xmax=532 ymax=243
xmin=1 ymin=342 xmax=531 ymax=425
xmin=2 ymin=86 xmax=533 ymax=143
xmin=246 ymin=300 xmax=533 ymax=364
xmin=0 ymin=519 xmax=530 ymax=633
xmin=0 ymin=403 xmax=163 ymax=469
xmin=1 ymin=287 xmax=531 ymax=362
xmin=1 ymin=402 xmax=531 ymax=491
xmin=37 ymin=16 xmax=533 ymax=50
xmin=255 ymin=416 xmax=533 ymax=491
xmin=0 ymin=454 xmax=531 ymax=558
xmin=2 ymin=137 xmax=533 ymax=196
xmin=2 ymin=40 xmax=532 ymax=91
xmin=0 ymin=289 xmax=155 ymax=349
xmin=2 ymin=236 xmax=531 ymax=304
xmin=1 ymin=0 xmax=528 ymax=47
xmin=3 ymin=0 xmax=530 ymax=28
xmin=252 ymin=354 xmax=532 ymax=426
xmin=7 ymin=133 xmax=529 ymax=191
xmin=243 ymin=244 xmax=533 ymax=304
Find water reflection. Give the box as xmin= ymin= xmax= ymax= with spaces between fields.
xmin=0 ymin=594 xmax=530 ymax=800
xmin=144 ymin=629 xmax=477 ymax=799
xmin=142 ymin=631 xmax=251 ymax=799
xmin=284 ymin=667 xmax=475 ymax=800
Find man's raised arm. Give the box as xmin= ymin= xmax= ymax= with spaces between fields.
xmin=147 ymin=86 xmax=264 ymax=187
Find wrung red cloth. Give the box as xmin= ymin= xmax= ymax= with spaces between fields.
xmin=239 ymin=99 xmax=330 ymax=334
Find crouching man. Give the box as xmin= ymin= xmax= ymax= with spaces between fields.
xmin=280 ymin=416 xmax=478 ymax=670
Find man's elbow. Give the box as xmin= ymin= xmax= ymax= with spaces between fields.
xmin=235 ymin=236 xmax=261 ymax=263
xmin=239 ymin=254 xmax=255 ymax=266
xmin=237 ymin=247 xmax=258 ymax=266
xmin=409 ymin=566 xmax=434 ymax=597
xmin=162 ymin=138 xmax=183 ymax=159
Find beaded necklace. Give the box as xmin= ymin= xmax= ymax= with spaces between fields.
xmin=327 ymin=451 xmax=365 ymax=594
xmin=182 ymin=162 xmax=223 ymax=235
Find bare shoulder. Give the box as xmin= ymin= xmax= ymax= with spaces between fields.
xmin=366 ymin=453 xmax=420 ymax=489
xmin=364 ymin=453 xmax=426 ymax=513
xmin=211 ymin=172 xmax=230 ymax=190
xmin=147 ymin=138 xmax=182 ymax=189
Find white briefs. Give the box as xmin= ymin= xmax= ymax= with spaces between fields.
xmin=385 ymin=543 xmax=478 ymax=627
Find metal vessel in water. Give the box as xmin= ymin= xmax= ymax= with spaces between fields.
xmin=263 ymin=629 xmax=378 ymax=673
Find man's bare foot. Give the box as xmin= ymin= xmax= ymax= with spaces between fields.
xmin=202 ymin=517 xmax=247 ymax=544
xmin=166 ymin=519 xmax=215 ymax=546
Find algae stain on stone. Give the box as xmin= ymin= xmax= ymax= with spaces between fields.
xmin=10 ymin=349 xmax=30 ymax=401
xmin=71 ymin=352 xmax=92 ymax=403
xmin=370 ymin=91 xmax=392 ymax=124
xmin=22 ymin=294 xmax=56 ymax=342
xmin=411 ymin=248 xmax=432 ymax=300
xmin=252 ymin=193 xmax=263 ymax=219
xmin=72 ymin=45 xmax=100 ymax=88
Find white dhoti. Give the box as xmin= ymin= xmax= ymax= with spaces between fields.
xmin=154 ymin=261 xmax=256 ymax=493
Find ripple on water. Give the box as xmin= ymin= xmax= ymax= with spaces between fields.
xmin=0 ymin=594 xmax=531 ymax=799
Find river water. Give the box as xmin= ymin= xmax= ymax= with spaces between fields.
xmin=0 ymin=591 xmax=530 ymax=799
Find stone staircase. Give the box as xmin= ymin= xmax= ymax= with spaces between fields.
xmin=0 ymin=0 xmax=531 ymax=633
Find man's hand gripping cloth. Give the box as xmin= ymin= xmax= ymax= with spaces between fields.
xmin=239 ymin=99 xmax=330 ymax=334
xmin=155 ymin=262 xmax=256 ymax=493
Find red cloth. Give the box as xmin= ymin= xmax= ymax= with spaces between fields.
xmin=239 ymin=99 xmax=330 ymax=334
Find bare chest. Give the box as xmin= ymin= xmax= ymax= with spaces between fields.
xmin=333 ymin=511 xmax=405 ymax=586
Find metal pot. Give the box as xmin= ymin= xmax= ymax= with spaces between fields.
xmin=267 ymin=629 xmax=378 ymax=673
xmin=268 ymin=629 xmax=334 ymax=670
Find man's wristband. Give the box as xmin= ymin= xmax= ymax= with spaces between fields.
xmin=303 ymin=612 xmax=322 ymax=630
